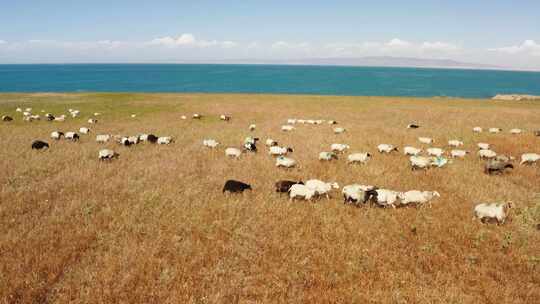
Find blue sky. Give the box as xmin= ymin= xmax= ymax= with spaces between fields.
xmin=1 ymin=1 xmax=539 ymax=68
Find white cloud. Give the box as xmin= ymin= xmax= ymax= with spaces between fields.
xmin=386 ymin=38 xmax=411 ymax=48
xmin=488 ymin=40 xmax=540 ymax=56
xmin=421 ymin=41 xmax=460 ymax=52
xmin=148 ymin=33 xmax=236 ymax=49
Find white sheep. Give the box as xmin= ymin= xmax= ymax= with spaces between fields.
xmin=249 ymin=124 xmax=256 ymax=131
xmin=265 ymin=139 xmax=278 ymax=147
xmin=276 ymin=156 xmax=296 ymax=168
xmin=319 ymin=151 xmax=338 ymax=161
xmin=409 ymin=156 xmax=435 ymax=170
xmin=269 ymin=146 xmax=293 ymax=156
xmin=448 ymin=140 xmax=463 ymax=147
xmin=54 ymin=115 xmax=66 ymax=122
xmin=192 ymin=114 xmax=202 ymax=119
xmin=225 ymin=147 xmax=242 ymax=158
xmin=65 ymin=132 xmax=79 ymax=141
xmin=203 ymin=139 xmax=219 ymax=148
xmin=399 ymin=191 xmax=440 ymax=206
xmin=220 ymin=114 xmax=231 ymax=121
xmin=305 ymin=179 xmax=339 ymax=199
xmin=297 ymin=119 xmax=306 ymax=124
xmin=94 ymin=112 xmax=101 ymax=116
xmin=520 ymin=153 xmax=540 ymax=165
xmin=96 ymin=134 xmax=111 ymax=143
xmin=16 ymin=107 xmax=22 ymax=112
xmin=131 ymin=114 xmax=137 ymax=118
xmin=79 ymin=127 xmax=90 ymax=134
xmin=403 ymin=146 xmax=422 ymax=156
xmin=489 ymin=128 xmax=502 ymax=134
xmin=451 ymin=149 xmax=469 ymax=158
xmin=88 ymin=118 xmax=97 ymax=124
xmin=427 ymin=147 xmax=444 ymax=157
xmin=473 ymin=127 xmax=483 ymax=133
xmin=287 ymin=119 xmax=297 ymax=125
xmin=281 ymin=125 xmax=295 ymax=132
xmin=347 ymin=152 xmax=371 ymax=164
xmin=474 ymin=202 xmax=512 ymax=224
xmin=509 ymin=128 xmax=522 ymax=134
xmin=25 ymin=107 xmax=32 ymax=112
xmin=328 ymin=120 xmax=337 ymax=125
xmin=289 ymin=184 xmax=316 ymax=201
xmin=477 ymin=143 xmax=490 ymax=150
xmin=478 ymin=149 xmax=497 ymax=159
xmin=372 ymin=189 xmax=401 ymax=208
xmin=180 ymin=115 xmax=187 ymax=120
xmin=99 ymin=149 xmax=118 ymax=160
xmin=333 ymin=127 xmax=346 ymax=134
xmin=50 ymin=131 xmax=63 ymax=140
xmin=418 ymin=137 xmax=434 ymax=144
xmin=331 ymin=143 xmax=350 ymax=153
xmin=157 ymin=136 xmax=172 ymax=145
xmin=342 ymin=184 xmax=376 ymax=204
xmin=377 ymin=144 xmax=398 ymax=153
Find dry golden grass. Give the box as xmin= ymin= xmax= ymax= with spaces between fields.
xmin=0 ymin=93 xmax=539 ymax=303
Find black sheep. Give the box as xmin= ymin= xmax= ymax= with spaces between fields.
xmin=485 ymin=160 xmax=514 ymax=175
xmin=2 ymin=115 xmax=13 ymax=122
xmin=535 ymin=130 xmax=540 ymax=137
xmin=31 ymin=140 xmax=49 ymax=150
xmin=275 ymin=180 xmax=304 ymax=194
xmin=147 ymin=134 xmax=158 ymax=143
xmin=407 ymin=124 xmax=420 ymax=129
xmin=223 ymin=180 xmax=252 ymax=193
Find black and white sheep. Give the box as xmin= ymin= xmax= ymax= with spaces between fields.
xmin=31 ymin=140 xmax=49 ymax=150
xmin=484 ymin=160 xmax=514 ymax=175
xmin=275 ymin=180 xmax=304 ymax=194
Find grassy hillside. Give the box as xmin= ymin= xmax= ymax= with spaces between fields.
xmin=1 ymin=93 xmax=539 ymax=303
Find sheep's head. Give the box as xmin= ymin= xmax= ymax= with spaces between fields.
xmin=330 ymin=182 xmax=340 ymax=189
xmin=287 ymin=147 xmax=294 ymax=153
xmin=433 ymin=191 xmax=441 ymax=198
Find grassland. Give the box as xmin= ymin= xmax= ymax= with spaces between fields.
xmin=0 ymin=93 xmax=539 ymax=303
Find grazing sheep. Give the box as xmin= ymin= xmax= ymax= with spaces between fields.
xmin=333 ymin=127 xmax=346 ymax=134
xmin=427 ymin=147 xmax=444 ymax=157
xmin=50 ymin=131 xmax=64 ymax=140
xmin=535 ymin=130 xmax=540 ymax=137
xmin=180 ymin=115 xmax=187 ymax=120
xmin=474 ymin=202 xmax=513 ymax=224
xmin=489 ymin=128 xmax=502 ymax=134
xmin=377 ymin=144 xmax=399 ymax=153
xmin=297 ymin=119 xmax=306 ymax=124
xmin=99 ymin=149 xmax=118 ymax=160
xmin=319 ymin=151 xmax=338 ymax=161
xmin=16 ymin=107 xmax=22 ymax=112
xmin=494 ymin=155 xmax=514 ymax=162
xmin=223 ymin=180 xmax=252 ymax=193
xmin=328 ymin=120 xmax=338 ymax=125
xmin=128 ymin=136 xmax=140 ymax=145
xmin=157 ymin=136 xmax=172 ymax=145
xmin=418 ymin=137 xmax=434 ymax=144
xmin=54 ymin=115 xmax=66 ymax=122
xmin=281 ymin=125 xmax=295 ymax=132
xmin=244 ymin=140 xmax=258 ymax=152
xmin=220 ymin=114 xmax=231 ymax=121
xmin=451 ymin=149 xmax=469 ymax=158
xmin=88 ymin=118 xmax=97 ymax=124
xmin=275 ymin=180 xmax=304 ymax=194
xmin=65 ymin=132 xmax=80 ymax=141
xmin=305 ymin=179 xmax=340 ymax=199
xmin=448 ymin=140 xmax=464 ymax=147
xmin=403 ymin=146 xmax=422 ymax=156
xmin=79 ymin=127 xmax=90 ymax=134
xmin=130 ymin=114 xmax=137 ymax=118
xmin=342 ymin=184 xmax=378 ymax=205
xmin=473 ymin=127 xmax=483 ymax=133
xmin=119 ymin=137 xmax=134 ymax=146
xmin=2 ymin=115 xmax=13 ymax=121
xmin=407 ymin=123 xmax=420 ymax=129
xmin=94 ymin=112 xmax=101 ymax=116
xmin=144 ymin=134 xmax=158 ymax=143
xmin=399 ymin=191 xmax=440 ymax=206
xmin=45 ymin=113 xmax=55 ymax=121
xmin=347 ymin=152 xmax=371 ymax=164
xmin=96 ymin=134 xmax=111 ymax=143
xmin=287 ymin=119 xmax=297 ymax=125
xmin=269 ymin=146 xmax=293 ymax=156
xmin=25 ymin=107 xmax=32 ymax=112
xmin=409 ymin=156 xmax=436 ymax=170
xmin=192 ymin=114 xmax=202 ymax=119
xmin=225 ymin=147 xmax=242 ymax=158
xmin=370 ymin=189 xmax=401 ymax=208
xmin=276 ymin=156 xmax=296 ymax=168
xmin=477 ymin=143 xmax=490 ymax=150
xmin=485 ymin=160 xmax=514 ymax=175
xmin=31 ymin=140 xmax=49 ymax=150
xmin=331 ymin=143 xmax=350 ymax=153
xmin=509 ymin=128 xmax=522 ymax=134
xmin=203 ymin=139 xmax=219 ymax=148
xmin=520 ymin=153 xmax=540 ymax=165
xmin=265 ymin=138 xmax=278 ymax=147
xmin=249 ymin=124 xmax=256 ymax=131
xmin=478 ymin=149 xmax=497 ymax=159
xmin=289 ymin=184 xmax=317 ymax=201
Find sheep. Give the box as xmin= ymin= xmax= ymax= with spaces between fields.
xmin=489 ymin=128 xmax=502 ymax=134
xmin=98 ymin=149 xmax=118 ymax=160
xmin=427 ymin=147 xmax=444 ymax=157
xmin=281 ymin=125 xmax=295 ymax=132
xmin=477 ymin=143 xmax=490 ymax=150
xmin=333 ymin=127 xmax=346 ymax=134
xmin=31 ymin=140 xmax=49 ymax=150
xmin=94 ymin=112 xmax=101 ymax=116
xmin=65 ymin=132 xmax=80 ymax=141
xmin=342 ymin=184 xmax=378 ymax=206
xmin=79 ymin=127 xmax=90 ymax=134
xmin=220 ymin=114 xmax=231 ymax=121
xmin=399 ymin=191 xmax=440 ymax=207
xmin=347 ymin=152 xmax=371 ymax=164
xmin=451 ymin=149 xmax=469 ymax=158
xmin=225 ymin=147 xmax=242 ymax=158
xmin=2 ymin=115 xmax=13 ymax=121
xmin=409 ymin=156 xmax=436 ymax=170
xmin=139 ymin=134 xmax=158 ymax=143
xmin=407 ymin=123 xmax=420 ymax=129
xmin=319 ymin=151 xmax=338 ymax=161
xmin=54 ymin=115 xmax=66 ymax=122
xmin=305 ymin=179 xmax=340 ymax=199
xmin=119 ymin=137 xmax=134 ymax=146
xmin=157 ymin=136 xmax=173 ymax=145
xmin=192 ymin=114 xmax=202 ymax=119
xmin=265 ymin=138 xmax=278 ymax=147
xmin=403 ymin=146 xmax=422 ymax=156
xmin=287 ymin=119 xmax=297 ymax=125
xmin=203 ymin=139 xmax=219 ymax=148
xmin=243 ymin=137 xmax=259 ymax=152
xmin=180 ymin=115 xmax=187 ymax=120
xmin=418 ymin=137 xmax=434 ymax=144
xmin=275 ymin=180 xmax=304 ymax=194
xmin=377 ymin=144 xmax=399 ymax=153
xmin=50 ymin=131 xmax=64 ymax=140
xmin=478 ymin=149 xmax=497 ymax=159
xmin=269 ymin=146 xmax=293 ymax=156
xmin=331 ymin=143 xmax=350 ymax=153
xmin=45 ymin=113 xmax=55 ymax=121
xmin=328 ymin=120 xmax=338 ymax=125
xmin=88 ymin=118 xmax=97 ymax=124
xmin=96 ymin=134 xmax=111 ymax=143
xmin=520 ymin=153 xmax=540 ymax=165
xmin=289 ymin=184 xmax=317 ymax=201
xmin=276 ymin=156 xmax=296 ymax=168
xmin=128 ymin=136 xmax=140 ymax=145
xmin=448 ymin=140 xmax=464 ymax=147
xmin=370 ymin=189 xmax=401 ymax=208
xmin=474 ymin=202 xmax=513 ymax=224
xmin=297 ymin=119 xmax=306 ymax=124
xmin=16 ymin=107 xmax=22 ymax=112
xmin=509 ymin=128 xmax=522 ymax=134
xmin=494 ymin=155 xmax=514 ymax=163
xmin=130 ymin=114 xmax=137 ymax=118
xmin=485 ymin=160 xmax=514 ymax=175
xmin=25 ymin=107 xmax=32 ymax=112
xmin=223 ymin=180 xmax=252 ymax=193
xmin=249 ymin=124 xmax=256 ymax=131
xmin=473 ymin=127 xmax=483 ymax=133
xmin=535 ymin=130 xmax=540 ymax=137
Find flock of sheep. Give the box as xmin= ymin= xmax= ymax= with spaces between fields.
xmin=4 ymin=106 xmax=540 ymax=225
